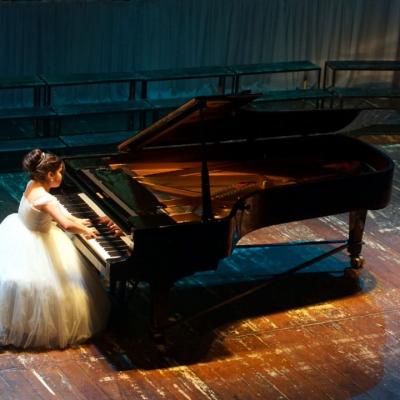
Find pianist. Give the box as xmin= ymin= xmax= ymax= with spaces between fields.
xmin=0 ymin=149 xmax=110 ymax=349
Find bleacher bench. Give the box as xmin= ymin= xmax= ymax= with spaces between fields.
xmin=0 ymin=75 xmax=46 ymax=106
xmin=59 ymin=130 xmax=135 ymax=152
xmin=0 ymin=106 xmax=55 ymax=120
xmin=39 ymin=72 xmax=144 ymax=104
xmin=229 ymin=61 xmax=322 ymax=94
xmin=52 ymin=100 xmax=153 ymax=134
xmin=0 ymin=106 xmax=56 ymax=136
xmin=331 ymin=87 xmax=400 ymax=107
xmin=255 ymin=88 xmax=333 ymax=106
xmin=138 ymin=66 xmax=235 ymax=99
xmin=0 ymin=137 xmax=66 ymax=169
xmin=323 ymin=60 xmax=400 ymax=107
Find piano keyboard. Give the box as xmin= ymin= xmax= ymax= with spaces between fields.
xmin=55 ymin=192 xmax=133 ymax=277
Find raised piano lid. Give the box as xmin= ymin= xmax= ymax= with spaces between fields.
xmin=118 ymin=93 xmax=258 ymax=152
xmin=117 ymin=93 xmax=362 ymax=153
xmin=66 ymin=95 xmax=394 ymax=232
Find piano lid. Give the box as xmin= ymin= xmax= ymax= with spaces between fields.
xmin=118 ymin=93 xmax=259 ymax=153
xmin=118 ymin=93 xmax=364 ymax=154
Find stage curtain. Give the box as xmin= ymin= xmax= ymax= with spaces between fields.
xmin=0 ymin=0 xmax=399 ymax=105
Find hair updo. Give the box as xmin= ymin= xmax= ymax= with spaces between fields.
xmin=22 ymin=148 xmax=64 ymax=183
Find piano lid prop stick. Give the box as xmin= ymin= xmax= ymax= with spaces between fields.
xmin=199 ymin=99 xmax=214 ymax=221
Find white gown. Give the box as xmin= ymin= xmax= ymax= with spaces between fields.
xmin=0 ymin=182 xmax=110 ymax=349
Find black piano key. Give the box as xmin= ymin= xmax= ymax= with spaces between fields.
xmin=56 ymin=193 xmax=131 ymax=260
xmin=97 ymin=238 xmax=127 ymax=245
xmin=96 ymin=236 xmax=126 ymax=243
xmin=102 ymin=245 xmax=129 ymax=251
xmin=106 ymin=250 xmax=128 ymax=257
xmin=94 ymin=225 xmax=111 ymax=232
xmin=96 ymin=234 xmax=121 ymax=240
xmin=69 ymin=211 xmax=98 ymax=218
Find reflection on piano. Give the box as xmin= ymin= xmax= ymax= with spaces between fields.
xmin=58 ymin=94 xmax=394 ymax=333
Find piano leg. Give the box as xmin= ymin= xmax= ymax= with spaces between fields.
xmin=347 ymin=209 xmax=367 ymax=271
xmin=108 ymin=272 xmax=127 ymax=302
xmin=117 ymin=280 xmax=127 ymax=300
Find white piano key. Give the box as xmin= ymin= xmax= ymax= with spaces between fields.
xmin=77 ymin=192 xmax=134 ymax=250
xmin=57 ymin=192 xmax=133 ymax=265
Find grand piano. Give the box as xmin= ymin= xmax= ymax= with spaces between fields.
xmin=57 ymin=94 xmax=394 ymax=332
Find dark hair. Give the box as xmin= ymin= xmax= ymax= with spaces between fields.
xmin=22 ymin=148 xmax=64 ymax=182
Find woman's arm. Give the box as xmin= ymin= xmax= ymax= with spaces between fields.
xmin=61 ymin=206 xmax=122 ymax=236
xmin=66 ymin=213 xmax=92 ymax=227
xmin=40 ymin=201 xmax=98 ymax=239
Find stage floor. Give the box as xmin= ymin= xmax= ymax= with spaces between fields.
xmin=0 ymin=139 xmax=399 ymax=399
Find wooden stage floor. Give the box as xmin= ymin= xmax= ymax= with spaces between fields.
xmin=0 ymin=139 xmax=399 ymax=399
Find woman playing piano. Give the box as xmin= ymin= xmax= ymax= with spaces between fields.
xmin=0 ymin=149 xmax=111 ymax=349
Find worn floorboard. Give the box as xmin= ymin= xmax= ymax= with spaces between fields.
xmin=0 ymin=137 xmax=399 ymax=399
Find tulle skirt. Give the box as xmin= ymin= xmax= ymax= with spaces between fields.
xmin=0 ymin=213 xmax=110 ymax=349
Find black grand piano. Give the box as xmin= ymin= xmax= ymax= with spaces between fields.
xmin=57 ymin=94 xmax=394 ymax=332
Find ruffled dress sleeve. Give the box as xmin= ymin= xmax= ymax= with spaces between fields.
xmin=32 ymin=193 xmax=72 ymax=218
xmin=31 ymin=192 xmax=57 ymax=207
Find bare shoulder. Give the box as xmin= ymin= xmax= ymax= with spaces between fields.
xmin=24 ymin=184 xmax=50 ymax=204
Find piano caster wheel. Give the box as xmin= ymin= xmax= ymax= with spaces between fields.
xmin=344 ymin=267 xmax=362 ymax=279
xmin=345 ymin=257 xmax=364 ymax=279
xmin=152 ymin=331 xmax=168 ymax=353
xmin=350 ymin=256 xmax=365 ymax=269
xmin=168 ymin=313 xmax=180 ymax=324
xmin=154 ymin=339 xmax=167 ymax=353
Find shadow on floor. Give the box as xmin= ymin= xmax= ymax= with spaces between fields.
xmin=95 ymin=243 xmax=372 ymax=370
